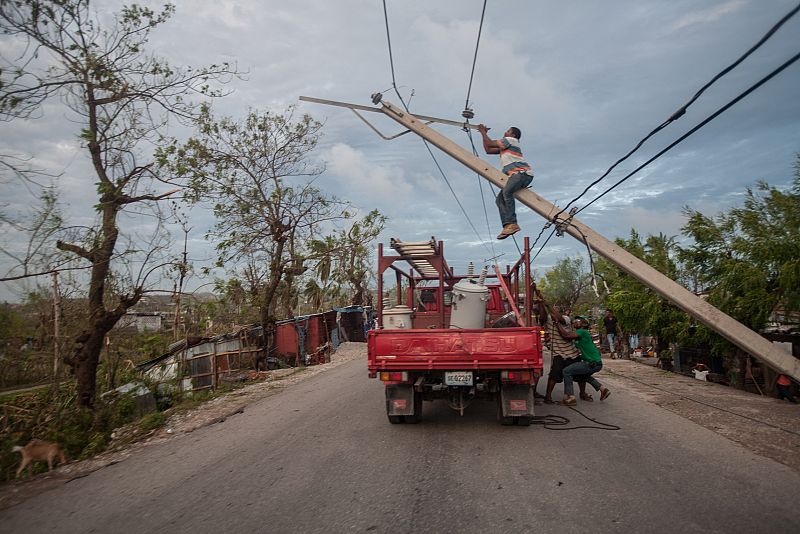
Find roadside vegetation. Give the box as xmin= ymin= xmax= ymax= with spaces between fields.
xmin=539 ymin=156 xmax=800 ymax=390
xmin=0 ymin=1 xmax=384 ymax=482
xmin=0 ymin=0 xmax=794 ymax=482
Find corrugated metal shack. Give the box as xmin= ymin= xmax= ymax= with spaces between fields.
xmin=137 ymin=325 xmax=264 ymax=392
xmin=138 ymin=307 xmax=369 ymax=392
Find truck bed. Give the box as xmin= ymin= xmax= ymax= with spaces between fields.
xmin=368 ymin=327 xmax=543 ymax=372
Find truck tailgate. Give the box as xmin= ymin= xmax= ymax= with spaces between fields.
xmin=368 ymin=327 xmax=542 ymax=371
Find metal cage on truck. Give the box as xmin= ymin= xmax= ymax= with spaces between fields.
xmin=368 ymin=237 xmax=544 ymax=425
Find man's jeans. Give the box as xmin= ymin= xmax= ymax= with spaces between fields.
xmin=563 ymin=360 xmax=603 ymax=396
xmin=496 ymin=172 xmax=533 ymax=226
xmin=607 ymin=333 xmax=616 ymax=352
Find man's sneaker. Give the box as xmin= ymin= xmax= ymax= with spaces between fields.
xmin=561 ymin=395 xmax=577 ymax=406
xmin=496 ymin=223 xmax=521 ymax=240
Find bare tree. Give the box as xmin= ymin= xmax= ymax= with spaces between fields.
xmin=0 ymin=1 xmax=238 ymax=407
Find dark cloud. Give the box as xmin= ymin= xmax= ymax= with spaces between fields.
xmin=2 ymin=0 xmax=799 ymax=298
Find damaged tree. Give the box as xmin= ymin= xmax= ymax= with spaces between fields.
xmin=0 ymin=1 xmax=237 ymax=407
xmin=159 ymin=107 xmax=357 ymax=364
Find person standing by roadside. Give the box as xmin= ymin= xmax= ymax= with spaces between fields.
xmin=560 ymin=316 xmax=611 ymax=406
xmin=776 ymin=374 xmax=797 ymax=403
xmin=603 ymin=310 xmax=620 ymax=358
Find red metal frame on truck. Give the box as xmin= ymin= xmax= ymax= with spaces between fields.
xmin=375 ymin=236 xmax=535 ymax=329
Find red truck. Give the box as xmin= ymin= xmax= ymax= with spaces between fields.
xmin=368 ymin=237 xmax=543 ymax=425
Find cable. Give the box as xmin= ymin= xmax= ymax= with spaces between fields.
xmin=382 ymin=0 xmax=409 ymax=110
xmin=532 ymin=2 xmax=800 ymax=236
xmin=381 ymin=0 xmax=492 ymax=253
xmin=466 ymin=128 xmax=497 ymax=259
xmin=464 ymin=0 xmax=488 ymax=111
xmin=530 ymin=47 xmax=800 ymax=261
xmin=603 ymin=368 xmax=800 ymax=437
xmin=532 ymin=406 xmax=621 ymax=431
xmin=531 ymin=227 xmax=557 ymax=263
xmin=577 ymin=49 xmax=800 ymax=215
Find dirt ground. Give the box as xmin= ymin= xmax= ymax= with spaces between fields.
xmin=2 ymin=344 xmax=798 ymax=509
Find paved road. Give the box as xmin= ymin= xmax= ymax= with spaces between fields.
xmin=2 ymin=355 xmax=799 ymax=533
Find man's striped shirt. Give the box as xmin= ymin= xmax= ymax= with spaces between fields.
xmin=500 ymin=136 xmax=533 ymax=177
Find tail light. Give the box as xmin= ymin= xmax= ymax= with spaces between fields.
xmin=379 ymin=371 xmax=410 ymax=383
xmin=501 ymin=370 xmax=533 ymax=384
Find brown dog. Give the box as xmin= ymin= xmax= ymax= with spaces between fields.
xmin=12 ymin=439 xmax=68 ymax=478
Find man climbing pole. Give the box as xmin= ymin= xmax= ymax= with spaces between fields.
xmin=477 ymin=123 xmax=534 ymax=239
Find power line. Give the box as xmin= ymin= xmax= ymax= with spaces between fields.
xmin=537 ymin=1 xmax=800 ymax=231
xmin=381 ymin=0 xmax=492 ymax=253
xmin=533 ymin=46 xmax=800 ymax=265
xmin=466 ymin=128 xmax=497 ymax=257
xmin=464 ymin=0 xmax=488 ymax=111
xmin=382 ymin=0 xmax=408 ymax=109
xmin=577 ymin=49 xmax=800 ymax=215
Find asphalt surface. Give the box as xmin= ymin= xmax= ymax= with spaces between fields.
xmin=2 ymin=351 xmax=799 ymax=534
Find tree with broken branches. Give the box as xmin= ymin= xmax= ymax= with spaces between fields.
xmin=0 ymin=1 xmax=237 ymax=407
xmin=159 ymin=106 xmax=354 ymax=361
xmin=309 ymin=210 xmax=386 ymax=307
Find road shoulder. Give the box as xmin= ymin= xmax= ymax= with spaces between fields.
xmin=600 ymin=358 xmax=800 ymax=472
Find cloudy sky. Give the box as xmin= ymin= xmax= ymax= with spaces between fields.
xmin=1 ymin=0 xmax=799 ymax=301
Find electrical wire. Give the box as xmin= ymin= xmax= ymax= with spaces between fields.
xmin=531 ymin=226 xmax=557 ymax=263
xmin=577 ymin=49 xmax=800 ymax=215
xmin=464 ymin=0 xmax=488 ymax=111
xmin=381 ymin=0 xmax=492 ymax=253
xmin=533 ymin=2 xmax=800 ymax=235
xmin=603 ymin=368 xmax=800 ymax=437
xmin=531 ymin=41 xmax=800 ymax=261
xmin=532 ymin=406 xmax=622 ymax=431
xmin=466 ymin=128 xmax=497 ymax=259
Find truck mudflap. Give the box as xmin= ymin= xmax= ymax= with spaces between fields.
xmin=499 ymin=384 xmax=535 ymax=418
xmin=385 ymin=384 xmax=417 ymax=416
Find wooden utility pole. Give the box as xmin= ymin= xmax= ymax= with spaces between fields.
xmin=173 ymin=220 xmax=192 ymax=340
xmin=299 ymin=95 xmax=800 ymax=382
xmin=51 ymin=271 xmax=61 ymax=381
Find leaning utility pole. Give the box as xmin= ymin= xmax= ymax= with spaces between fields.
xmin=299 ymin=95 xmax=800 ymax=382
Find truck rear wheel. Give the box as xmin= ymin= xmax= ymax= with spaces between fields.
xmin=497 ymin=399 xmax=514 ymax=425
xmin=405 ymin=392 xmax=423 ymax=424
xmin=516 ymin=416 xmax=532 ymax=427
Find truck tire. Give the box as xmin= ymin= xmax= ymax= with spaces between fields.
xmin=405 ymin=392 xmax=423 ymax=424
xmin=516 ymin=416 xmax=532 ymax=427
xmin=497 ymin=400 xmax=514 ymax=426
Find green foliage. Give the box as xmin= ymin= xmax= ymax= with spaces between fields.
xmin=159 ymin=106 xmax=385 ymax=323
xmin=139 ymin=411 xmax=166 ymax=432
xmin=596 ymin=230 xmax=690 ymax=348
xmin=0 ymin=304 xmax=26 ymax=343
xmin=679 ymin=159 xmax=800 ymax=354
xmin=537 ymin=256 xmax=594 ymax=310
xmin=0 ymin=0 xmax=239 ymax=408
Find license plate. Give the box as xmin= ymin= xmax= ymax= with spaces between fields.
xmin=445 ymin=371 xmax=473 ymax=386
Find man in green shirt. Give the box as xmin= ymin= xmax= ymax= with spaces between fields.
xmin=560 ymin=316 xmax=611 ymax=406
